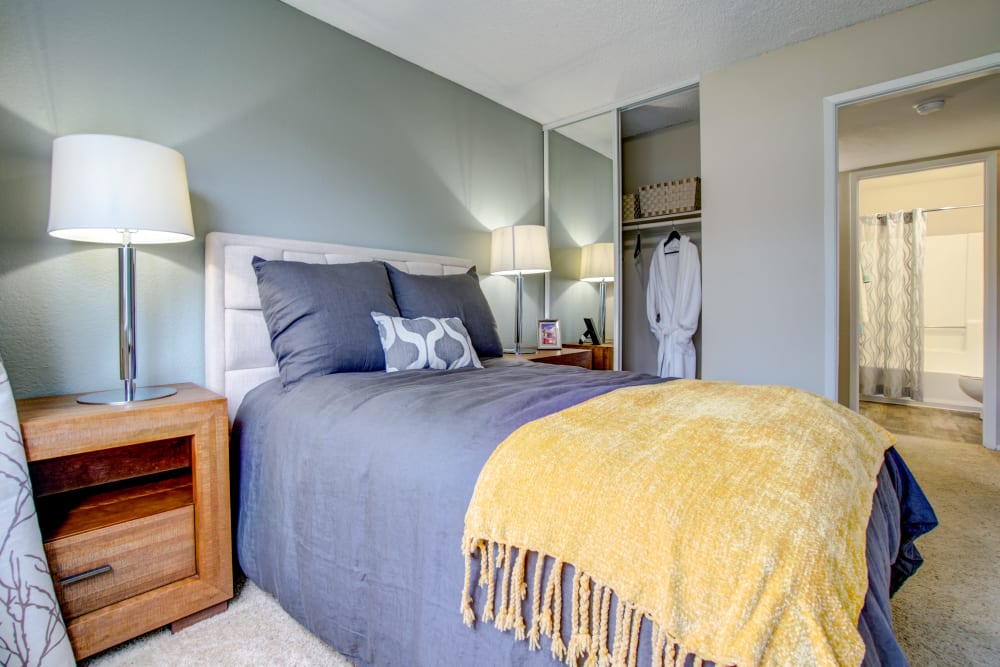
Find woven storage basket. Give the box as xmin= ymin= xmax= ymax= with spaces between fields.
xmin=621 ymin=193 xmax=639 ymax=221
xmin=637 ymin=177 xmax=701 ymax=217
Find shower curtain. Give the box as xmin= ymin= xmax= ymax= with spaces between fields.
xmin=859 ymin=209 xmax=926 ymax=401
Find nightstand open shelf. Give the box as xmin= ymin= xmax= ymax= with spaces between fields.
xmin=16 ymin=383 xmax=232 ymax=659
xmin=34 ymin=468 xmax=194 ymax=542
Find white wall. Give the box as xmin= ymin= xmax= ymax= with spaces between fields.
xmin=699 ymin=0 xmax=1000 ymax=394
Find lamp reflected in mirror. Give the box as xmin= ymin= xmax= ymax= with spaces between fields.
xmin=580 ymin=242 xmax=614 ymax=342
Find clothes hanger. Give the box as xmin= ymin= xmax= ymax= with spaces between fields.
xmin=664 ymin=224 xmax=680 ymax=254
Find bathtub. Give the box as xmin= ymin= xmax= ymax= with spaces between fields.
xmin=920 ymin=370 xmax=982 ymax=411
xmin=862 ymin=370 xmax=980 ymax=412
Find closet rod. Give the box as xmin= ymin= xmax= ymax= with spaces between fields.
xmin=622 ymin=217 xmax=701 ymax=232
xmin=924 ymin=204 xmax=983 ymax=213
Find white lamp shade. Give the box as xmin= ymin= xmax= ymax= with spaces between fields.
xmin=490 ymin=225 xmax=551 ymax=275
xmin=580 ymin=242 xmax=615 ymax=282
xmin=47 ymin=134 xmax=195 ymax=245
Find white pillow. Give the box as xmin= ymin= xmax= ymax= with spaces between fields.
xmin=371 ymin=312 xmax=483 ymax=372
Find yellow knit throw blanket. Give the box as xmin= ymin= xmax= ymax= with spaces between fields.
xmin=461 ymin=380 xmax=894 ymax=667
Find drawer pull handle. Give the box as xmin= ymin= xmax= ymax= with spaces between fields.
xmin=60 ymin=565 xmax=112 ymax=586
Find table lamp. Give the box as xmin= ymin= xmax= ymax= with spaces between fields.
xmin=490 ymin=225 xmax=551 ymax=354
xmin=47 ymin=134 xmax=195 ymax=404
xmin=580 ymin=242 xmax=614 ymax=343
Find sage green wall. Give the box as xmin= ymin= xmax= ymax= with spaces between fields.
xmin=700 ymin=0 xmax=999 ymax=395
xmin=547 ymin=130 xmax=614 ymax=345
xmin=0 ymin=0 xmax=542 ymax=397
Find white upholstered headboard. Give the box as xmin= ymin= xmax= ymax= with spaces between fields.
xmin=204 ymin=232 xmax=475 ymax=421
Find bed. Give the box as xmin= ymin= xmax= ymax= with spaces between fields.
xmin=204 ymin=231 xmax=936 ymax=667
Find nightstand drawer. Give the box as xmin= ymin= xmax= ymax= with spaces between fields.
xmin=46 ymin=505 xmax=196 ymax=619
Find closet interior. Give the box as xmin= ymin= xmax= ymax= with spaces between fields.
xmin=620 ymin=86 xmax=702 ymax=376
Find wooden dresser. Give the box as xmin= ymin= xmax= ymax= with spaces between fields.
xmin=563 ymin=343 xmax=614 ymax=370
xmin=504 ymin=348 xmax=593 ymax=369
xmin=16 ymin=383 xmax=233 ymax=659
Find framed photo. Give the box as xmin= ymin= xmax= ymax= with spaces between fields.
xmin=537 ymin=319 xmax=562 ymax=349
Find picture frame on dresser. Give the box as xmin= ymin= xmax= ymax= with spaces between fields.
xmin=536 ymin=319 xmax=561 ymax=349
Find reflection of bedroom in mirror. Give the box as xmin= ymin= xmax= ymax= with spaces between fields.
xmin=545 ymin=111 xmax=617 ymax=365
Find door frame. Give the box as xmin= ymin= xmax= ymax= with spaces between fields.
xmin=846 ymin=153 xmax=997 ymax=430
xmin=823 ymin=53 xmax=1000 ymax=449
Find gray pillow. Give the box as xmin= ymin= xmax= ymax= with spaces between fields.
xmin=370 ymin=312 xmax=483 ymax=372
xmin=386 ymin=264 xmax=503 ymax=358
xmin=253 ymin=257 xmax=399 ymax=384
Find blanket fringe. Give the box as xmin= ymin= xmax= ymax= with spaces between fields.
xmin=627 ymin=609 xmax=642 ymax=667
xmin=598 ymin=585 xmax=612 ymax=667
xmin=511 ymin=547 xmax=528 ymax=640
xmin=460 ymin=540 xmax=730 ymax=667
xmin=527 ymin=552 xmax=545 ymax=650
xmin=550 ymin=560 xmax=567 ymax=661
xmin=585 ymin=583 xmax=601 ymax=667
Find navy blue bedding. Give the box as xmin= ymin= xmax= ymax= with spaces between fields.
xmin=233 ymin=359 xmax=935 ymax=666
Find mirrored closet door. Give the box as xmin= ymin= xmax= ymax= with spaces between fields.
xmin=545 ymin=111 xmax=619 ymax=369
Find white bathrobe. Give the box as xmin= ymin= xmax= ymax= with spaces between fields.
xmin=646 ymin=234 xmax=701 ymax=378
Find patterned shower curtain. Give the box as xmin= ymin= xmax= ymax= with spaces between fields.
xmin=859 ymin=209 xmax=926 ymax=401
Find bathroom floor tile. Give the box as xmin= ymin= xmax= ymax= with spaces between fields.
xmin=860 ymin=401 xmax=982 ymax=445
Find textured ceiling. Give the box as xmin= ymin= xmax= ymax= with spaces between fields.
xmin=281 ymin=0 xmax=927 ymax=126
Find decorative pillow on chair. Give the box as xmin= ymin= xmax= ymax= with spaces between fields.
xmin=385 ymin=264 xmax=503 ymax=358
xmin=253 ymin=257 xmax=400 ymax=385
xmin=371 ymin=312 xmax=483 ymax=372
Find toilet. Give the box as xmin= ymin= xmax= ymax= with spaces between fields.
xmin=958 ymin=375 xmax=984 ymax=418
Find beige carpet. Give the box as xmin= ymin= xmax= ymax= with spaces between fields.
xmin=82 ymin=434 xmax=1000 ymax=666
xmin=890 ymin=434 xmax=1000 ymax=666
xmin=80 ymin=580 xmax=351 ymax=667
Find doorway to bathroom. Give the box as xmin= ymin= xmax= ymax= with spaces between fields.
xmin=828 ymin=58 xmax=999 ymax=449
xmin=849 ymin=156 xmax=990 ymax=446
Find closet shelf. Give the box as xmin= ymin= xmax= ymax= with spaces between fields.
xmin=622 ymin=210 xmax=701 ymax=232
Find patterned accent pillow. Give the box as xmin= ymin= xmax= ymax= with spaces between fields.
xmin=371 ymin=312 xmax=483 ymax=372
xmin=0 ymin=356 xmax=73 ymax=665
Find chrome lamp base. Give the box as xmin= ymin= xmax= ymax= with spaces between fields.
xmin=77 ymin=385 xmax=177 ymax=405
xmin=76 ymin=239 xmax=177 ymax=406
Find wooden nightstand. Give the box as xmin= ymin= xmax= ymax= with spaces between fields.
xmin=504 ymin=348 xmax=593 ymax=369
xmin=16 ymin=383 xmax=233 ymax=660
xmin=563 ymin=343 xmax=614 ymax=370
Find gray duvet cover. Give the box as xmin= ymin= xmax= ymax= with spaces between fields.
xmin=234 ymin=359 xmax=925 ymax=666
